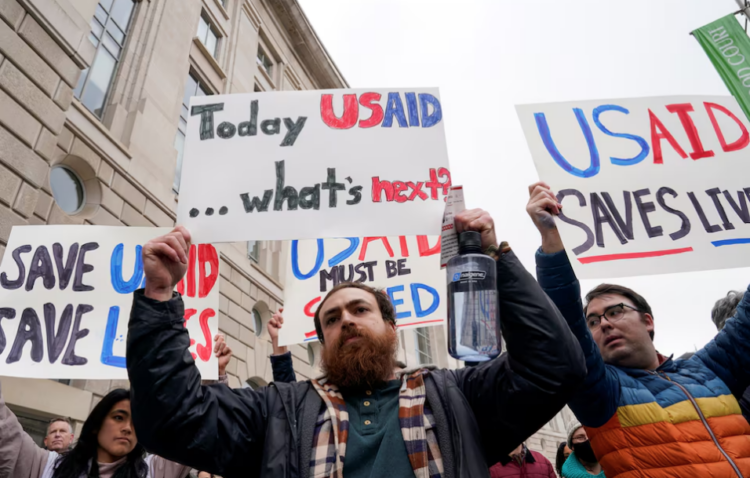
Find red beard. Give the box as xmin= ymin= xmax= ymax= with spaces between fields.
xmin=320 ymin=324 xmax=398 ymax=389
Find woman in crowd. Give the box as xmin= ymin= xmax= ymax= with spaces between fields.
xmin=1 ymin=336 xmax=231 ymax=477
xmin=555 ymin=441 xmax=571 ymax=477
xmin=1 ymin=386 xmax=189 ymax=478
xmin=561 ymin=420 xmax=605 ymax=478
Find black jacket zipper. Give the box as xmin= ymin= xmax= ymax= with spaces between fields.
xmin=649 ymin=371 xmax=742 ymax=478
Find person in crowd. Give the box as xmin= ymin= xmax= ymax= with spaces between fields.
xmin=266 ymin=308 xmax=296 ymax=383
xmin=710 ymin=290 xmax=750 ymax=421
xmin=489 ymin=442 xmax=557 ymax=478
xmin=712 ymin=290 xmax=745 ymax=331
xmin=526 ymin=181 xmax=750 ymax=478
xmin=555 ymin=441 xmax=571 ymax=477
xmin=44 ymin=417 xmax=74 ymax=453
xmin=561 ymin=420 xmax=604 ymax=478
xmin=126 ymin=209 xmax=586 ymax=478
xmin=0 ymin=335 xmax=232 ymax=477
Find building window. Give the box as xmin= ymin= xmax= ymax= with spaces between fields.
xmin=244 ymin=377 xmax=266 ymax=390
xmin=74 ymin=0 xmax=135 ymax=118
xmin=50 ymin=166 xmax=85 ymax=214
xmin=247 ymin=241 xmax=259 ymax=262
xmin=307 ymin=344 xmax=315 ymax=365
xmin=414 ymin=327 xmax=432 ymax=365
xmin=13 ymin=410 xmax=48 ymax=447
xmin=257 ymin=45 xmax=272 ymax=74
xmin=197 ymin=12 xmax=219 ymax=58
xmin=173 ymin=73 xmax=211 ymax=192
xmin=252 ymin=309 xmax=263 ymax=336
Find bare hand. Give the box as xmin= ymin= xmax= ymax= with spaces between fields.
xmin=455 ymin=208 xmax=497 ymax=252
xmin=268 ymin=308 xmax=288 ymax=355
xmin=142 ymin=226 xmax=191 ymax=301
xmin=213 ymin=334 xmax=232 ymax=376
xmin=526 ymin=182 xmax=564 ymax=253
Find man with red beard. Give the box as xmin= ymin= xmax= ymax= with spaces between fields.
xmin=126 ymin=209 xmax=586 ymax=478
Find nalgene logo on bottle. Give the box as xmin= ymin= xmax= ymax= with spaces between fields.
xmin=453 ymin=271 xmax=486 ymax=281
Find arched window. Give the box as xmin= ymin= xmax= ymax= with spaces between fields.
xmin=50 ymin=166 xmax=85 ymax=214
xmin=307 ymin=343 xmax=315 ymax=365
xmin=244 ymin=376 xmax=267 ymax=390
xmin=252 ymin=309 xmax=263 ymax=337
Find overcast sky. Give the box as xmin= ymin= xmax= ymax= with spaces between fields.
xmin=298 ymin=0 xmax=750 ymax=356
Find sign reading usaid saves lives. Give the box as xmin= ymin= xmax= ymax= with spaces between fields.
xmin=177 ymin=89 xmax=451 ymax=243
xmin=280 ymin=236 xmax=445 ymax=346
xmin=0 ymin=226 xmax=219 ymax=379
xmin=517 ymin=95 xmax=750 ymax=279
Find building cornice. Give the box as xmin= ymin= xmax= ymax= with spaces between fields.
xmin=264 ymin=0 xmax=348 ymax=89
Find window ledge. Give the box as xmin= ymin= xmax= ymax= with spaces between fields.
xmin=242 ymin=2 xmax=262 ymax=30
xmin=192 ymin=36 xmax=227 ymax=80
xmin=219 ymin=252 xmax=284 ymax=303
xmin=257 ymin=62 xmax=276 ymax=89
xmin=251 ymin=260 xmax=283 ymax=290
xmin=212 ymin=0 xmax=230 ymax=20
xmin=70 ymin=99 xmax=133 ymax=160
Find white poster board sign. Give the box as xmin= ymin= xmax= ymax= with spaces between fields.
xmin=439 ymin=186 xmax=465 ymax=268
xmin=280 ymin=235 xmax=445 ymax=346
xmin=177 ymin=89 xmax=451 ymax=243
xmin=517 ymin=95 xmax=750 ymax=279
xmin=0 ymin=226 xmax=219 ymax=379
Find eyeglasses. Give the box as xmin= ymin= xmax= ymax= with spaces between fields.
xmin=586 ymin=303 xmax=641 ymax=332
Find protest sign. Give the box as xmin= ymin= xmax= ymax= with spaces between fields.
xmin=0 ymin=226 xmax=219 ymax=379
xmin=280 ymin=235 xmax=445 ymax=346
xmin=177 ymin=89 xmax=451 ymax=244
xmin=440 ymin=186 xmax=465 ymax=268
xmin=516 ymin=95 xmax=750 ymax=279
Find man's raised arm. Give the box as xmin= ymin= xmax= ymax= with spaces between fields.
xmin=127 ymin=227 xmax=269 ymax=476
xmin=527 ymin=182 xmax=620 ymax=427
xmin=267 ymin=309 xmax=298 ymax=383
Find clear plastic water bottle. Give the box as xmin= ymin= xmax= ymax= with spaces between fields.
xmin=446 ymin=231 xmax=501 ymax=362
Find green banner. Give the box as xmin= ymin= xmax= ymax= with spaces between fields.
xmin=694 ymin=14 xmax=750 ymax=122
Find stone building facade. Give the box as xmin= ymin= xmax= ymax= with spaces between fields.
xmin=0 ymin=0 xmax=567 ymax=467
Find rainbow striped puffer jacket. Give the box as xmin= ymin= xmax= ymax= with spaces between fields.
xmin=537 ymin=249 xmax=750 ymax=478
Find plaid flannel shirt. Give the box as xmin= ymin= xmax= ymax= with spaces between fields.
xmin=310 ymin=369 xmax=444 ymax=478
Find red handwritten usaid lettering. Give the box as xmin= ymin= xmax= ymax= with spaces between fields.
xmin=176 ymin=244 xmax=218 ymax=361
xmin=320 ymin=92 xmax=443 ymax=129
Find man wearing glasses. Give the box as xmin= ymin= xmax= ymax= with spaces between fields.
xmin=526 ymin=182 xmax=750 ymax=478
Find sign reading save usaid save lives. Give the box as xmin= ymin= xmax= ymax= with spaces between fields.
xmin=280 ymin=236 xmax=445 ymax=346
xmin=177 ymin=89 xmax=451 ymax=244
xmin=0 ymin=226 xmax=219 ymax=379
xmin=517 ymin=95 xmax=750 ymax=279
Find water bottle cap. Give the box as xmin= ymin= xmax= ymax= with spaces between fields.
xmin=458 ymin=231 xmax=483 ymax=254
